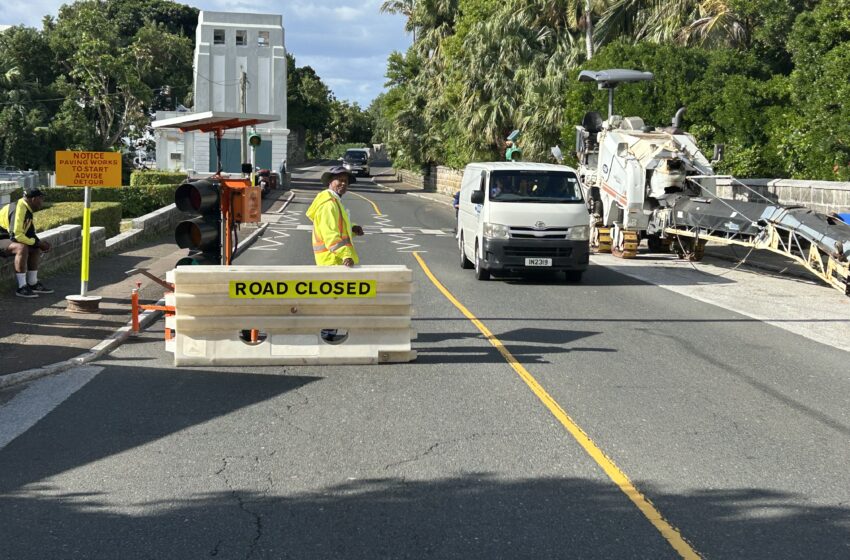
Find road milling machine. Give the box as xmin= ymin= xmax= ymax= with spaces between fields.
xmin=574 ymin=69 xmax=850 ymax=295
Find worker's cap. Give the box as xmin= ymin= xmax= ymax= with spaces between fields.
xmin=321 ymin=165 xmax=356 ymax=187
xmin=24 ymin=187 xmax=44 ymax=198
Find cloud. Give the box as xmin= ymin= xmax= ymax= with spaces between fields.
xmin=0 ymin=0 xmax=411 ymax=106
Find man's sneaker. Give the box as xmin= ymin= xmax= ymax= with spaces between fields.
xmin=15 ymin=285 xmax=38 ymax=298
xmin=28 ymin=282 xmax=54 ymax=294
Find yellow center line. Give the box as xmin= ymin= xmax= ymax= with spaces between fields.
xmin=411 ymin=251 xmax=701 ymax=560
xmin=348 ymin=190 xmax=382 ymax=215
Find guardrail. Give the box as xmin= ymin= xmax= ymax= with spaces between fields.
xmin=164 ymin=265 xmax=416 ymax=366
xmin=710 ymin=177 xmax=849 ymax=215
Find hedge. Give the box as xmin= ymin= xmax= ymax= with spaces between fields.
xmin=25 ymin=185 xmax=180 ymax=218
xmin=37 ymin=202 xmax=123 ymax=238
xmin=118 ymin=185 xmax=180 ymax=217
xmin=130 ymin=170 xmax=187 ymax=187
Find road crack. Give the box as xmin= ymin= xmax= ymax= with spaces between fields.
xmin=214 ymin=456 xmax=267 ymax=559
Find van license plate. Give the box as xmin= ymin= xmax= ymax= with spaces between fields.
xmin=525 ymin=258 xmax=552 ymax=267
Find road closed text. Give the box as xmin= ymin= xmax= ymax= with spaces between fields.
xmin=229 ymin=280 xmax=376 ymax=299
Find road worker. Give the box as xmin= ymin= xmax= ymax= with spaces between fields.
xmin=306 ymin=165 xmax=365 ymax=342
xmin=306 ymin=165 xmax=364 ymax=266
xmin=0 ymin=187 xmax=53 ymax=298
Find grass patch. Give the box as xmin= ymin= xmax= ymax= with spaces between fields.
xmin=37 ymin=202 xmax=123 ymax=238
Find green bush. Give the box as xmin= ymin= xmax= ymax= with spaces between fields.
xmin=43 ymin=187 xmax=122 ymax=203
xmin=36 ymin=185 xmax=179 ymax=218
xmin=37 ymin=202 xmax=123 ymax=238
xmin=120 ymin=184 xmax=179 ymax=217
xmin=129 ymin=170 xmax=187 ymax=187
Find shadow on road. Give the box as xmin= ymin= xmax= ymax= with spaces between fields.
xmin=2 ymin=472 xmax=848 ymax=558
xmin=0 ymin=367 xmax=320 ymax=493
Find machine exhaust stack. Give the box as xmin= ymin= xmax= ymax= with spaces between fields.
xmin=672 ymin=107 xmax=687 ymax=129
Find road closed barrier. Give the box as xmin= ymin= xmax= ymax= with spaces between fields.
xmin=164 ymin=265 xmax=416 ymax=366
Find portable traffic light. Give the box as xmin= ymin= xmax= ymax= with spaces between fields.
xmin=174 ymin=179 xmax=221 ymax=266
xmin=505 ymin=129 xmax=523 ymax=161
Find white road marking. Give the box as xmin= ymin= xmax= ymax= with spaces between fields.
xmin=593 ymin=253 xmax=850 ymax=352
xmin=0 ymin=366 xmax=103 ymax=450
xmin=257 ymin=222 xmax=452 ymax=235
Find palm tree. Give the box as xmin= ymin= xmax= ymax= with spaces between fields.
xmin=380 ymin=0 xmax=417 ymax=41
xmin=595 ymin=0 xmax=748 ymax=49
xmin=564 ymin=0 xmax=609 ymax=59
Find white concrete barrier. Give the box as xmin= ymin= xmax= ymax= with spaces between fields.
xmin=164 ymin=265 xmax=416 ymax=366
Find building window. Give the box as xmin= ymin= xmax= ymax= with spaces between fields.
xmin=213 ymin=29 xmax=225 ymax=45
xmin=258 ymin=31 xmax=269 ymax=47
xmin=236 ymin=30 xmax=247 ymax=46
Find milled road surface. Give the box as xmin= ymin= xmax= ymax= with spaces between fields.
xmin=1 ymin=163 xmax=849 ymax=559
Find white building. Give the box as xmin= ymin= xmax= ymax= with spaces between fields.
xmin=155 ymin=11 xmax=288 ymax=174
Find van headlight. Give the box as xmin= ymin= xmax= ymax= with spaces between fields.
xmin=566 ymin=225 xmax=589 ymax=240
xmin=483 ymin=222 xmax=510 ymax=240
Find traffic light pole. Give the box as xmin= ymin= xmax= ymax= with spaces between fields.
xmin=154 ymin=112 xmax=273 ymax=269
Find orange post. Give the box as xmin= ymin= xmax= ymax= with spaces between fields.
xmin=250 ymin=329 xmax=258 ymax=343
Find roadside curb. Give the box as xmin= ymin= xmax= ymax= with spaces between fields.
xmin=369 ymin=177 xmax=397 ymax=193
xmin=0 ymin=302 xmax=164 ymax=390
xmin=0 ymin=221 xmax=269 ymax=389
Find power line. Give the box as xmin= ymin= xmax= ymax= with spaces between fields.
xmin=0 ymin=84 xmax=184 ymax=107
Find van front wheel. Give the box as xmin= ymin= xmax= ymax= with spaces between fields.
xmin=474 ymin=241 xmax=490 ymax=281
xmin=459 ymin=233 xmax=473 ymax=269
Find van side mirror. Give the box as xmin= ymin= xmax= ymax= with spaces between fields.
xmin=471 ymin=190 xmax=484 ymax=204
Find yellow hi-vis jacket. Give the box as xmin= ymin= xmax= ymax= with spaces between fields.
xmin=0 ymin=198 xmax=38 ymax=246
xmin=306 ymin=190 xmax=359 ymax=266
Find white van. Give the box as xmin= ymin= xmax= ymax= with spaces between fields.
xmin=457 ymin=162 xmax=590 ymax=281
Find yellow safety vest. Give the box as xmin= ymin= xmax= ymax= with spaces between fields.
xmin=306 ymin=190 xmax=359 ymax=266
xmin=0 ymin=198 xmax=37 ymax=246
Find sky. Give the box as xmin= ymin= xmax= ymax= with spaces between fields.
xmin=0 ymin=0 xmax=411 ymax=107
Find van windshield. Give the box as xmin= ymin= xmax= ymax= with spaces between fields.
xmin=344 ymin=151 xmax=367 ymax=162
xmin=488 ymin=170 xmax=583 ymax=203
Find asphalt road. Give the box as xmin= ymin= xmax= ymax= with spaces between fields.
xmin=1 ymin=163 xmax=849 ymax=559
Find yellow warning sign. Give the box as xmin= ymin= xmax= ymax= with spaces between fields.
xmin=229 ymin=280 xmax=377 ymax=299
xmin=55 ymin=151 xmax=122 ymax=187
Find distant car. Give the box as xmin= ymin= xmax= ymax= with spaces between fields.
xmin=0 ymin=165 xmax=21 ymax=173
xmin=341 ymin=149 xmax=371 ymax=177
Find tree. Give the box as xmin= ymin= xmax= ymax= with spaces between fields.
xmin=0 ymin=26 xmax=58 ymax=168
xmin=380 ymin=0 xmax=417 ymax=40
xmin=781 ymin=0 xmax=850 ymax=179
xmin=593 ymin=0 xmax=750 ymax=49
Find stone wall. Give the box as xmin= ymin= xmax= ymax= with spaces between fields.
xmin=395 ymin=165 xmax=463 ymax=195
xmin=287 ymin=128 xmax=306 ymax=167
xmin=432 ymin=166 xmax=463 ymax=197
xmin=396 ymin=168 xmax=426 ymax=189
xmin=716 ymin=178 xmax=850 ymax=215
xmin=1 ymin=204 xmax=187 ymax=285
xmin=1 ymin=225 xmax=106 ymax=283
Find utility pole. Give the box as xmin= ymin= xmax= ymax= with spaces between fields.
xmin=240 ymin=70 xmax=248 ymax=171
